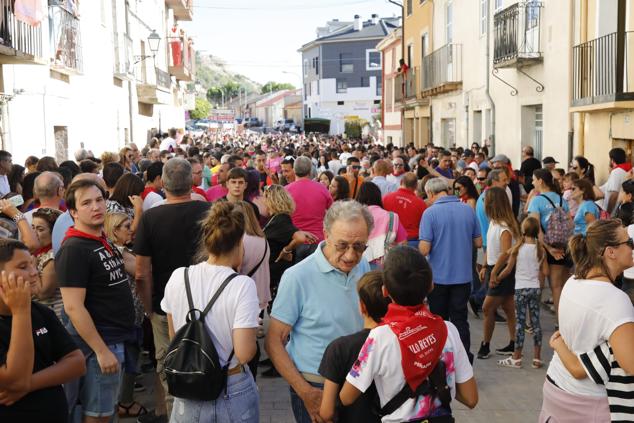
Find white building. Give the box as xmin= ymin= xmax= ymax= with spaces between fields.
xmin=0 ymin=0 xmax=195 ymax=164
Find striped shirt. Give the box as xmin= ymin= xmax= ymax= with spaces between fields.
xmin=579 ymin=342 xmax=634 ymax=422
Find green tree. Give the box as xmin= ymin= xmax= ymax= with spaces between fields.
xmin=261 ymin=81 xmax=296 ymax=94
xmin=206 ymin=87 xmax=223 ymax=104
xmin=190 ymin=98 xmax=211 ymax=120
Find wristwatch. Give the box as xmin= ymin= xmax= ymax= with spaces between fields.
xmin=12 ymin=213 xmax=25 ymax=223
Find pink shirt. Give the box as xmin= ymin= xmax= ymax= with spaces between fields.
xmin=285 ymin=179 xmax=333 ymax=241
xmin=206 ymin=185 xmax=228 ymax=202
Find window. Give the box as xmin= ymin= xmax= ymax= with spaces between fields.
xmin=303 ymin=59 xmax=309 ymax=76
xmin=337 ymin=101 xmax=345 ymax=105
xmin=366 ymin=49 xmax=381 ymax=70
xmin=339 ymin=53 xmax=354 ymax=73
xmin=315 ymin=56 xmax=320 ymax=75
xmin=360 ymin=77 xmax=369 ymax=87
xmin=480 ymin=0 xmax=488 ymax=35
xmin=407 ymin=44 xmax=413 ymax=68
xmin=304 ymin=84 xmax=308 ymax=100
xmin=336 ymin=79 xmax=348 ymax=93
xmin=421 ymin=33 xmax=428 ymax=58
xmin=374 ymin=100 xmax=381 ymax=105
xmin=407 ymin=0 xmax=412 ymax=16
xmin=446 ymin=1 xmax=453 ymax=44
xmin=494 ymin=0 xmax=503 ymax=10
xmin=441 ymin=118 xmax=456 ymax=147
xmin=376 ymin=75 xmax=382 ymax=96
xmin=534 ymin=105 xmax=543 ymax=159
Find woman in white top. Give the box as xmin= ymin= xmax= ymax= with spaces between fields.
xmin=477 ymin=187 xmax=520 ymax=360
xmin=540 ymin=219 xmax=634 ymax=423
xmin=161 ymin=201 xmax=260 ymax=423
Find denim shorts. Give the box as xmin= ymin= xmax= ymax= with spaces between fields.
xmin=65 ymin=343 xmax=125 ymax=419
xmin=170 ymin=368 xmax=259 ymax=423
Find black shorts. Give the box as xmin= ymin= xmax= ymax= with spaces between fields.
xmin=546 ymin=248 xmax=573 ymax=267
xmin=485 ymin=265 xmax=515 ymax=297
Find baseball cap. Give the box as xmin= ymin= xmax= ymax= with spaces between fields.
xmin=542 ymin=156 xmax=559 ymax=165
xmin=491 ymin=154 xmax=510 ymax=164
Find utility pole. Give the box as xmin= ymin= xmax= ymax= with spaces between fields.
xmin=124 ymin=0 xmax=134 ymax=144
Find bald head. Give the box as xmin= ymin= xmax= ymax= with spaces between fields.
xmin=373 ymin=159 xmax=391 ymax=177
xmin=72 ymin=172 xmax=108 ymax=192
xmin=34 ymin=171 xmax=64 ymax=199
xmin=401 ymin=172 xmax=418 ymax=191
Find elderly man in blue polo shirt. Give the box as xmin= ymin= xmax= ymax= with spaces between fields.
xmin=419 ymin=177 xmax=482 ymax=362
xmin=266 ymin=200 xmax=373 ymax=423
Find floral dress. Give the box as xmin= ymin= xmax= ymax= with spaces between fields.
xmin=35 ymin=248 xmax=64 ymax=321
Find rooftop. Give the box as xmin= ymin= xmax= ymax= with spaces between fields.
xmin=299 ymin=15 xmax=401 ymax=51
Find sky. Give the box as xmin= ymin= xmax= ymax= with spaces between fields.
xmin=181 ymin=0 xmax=401 ymax=87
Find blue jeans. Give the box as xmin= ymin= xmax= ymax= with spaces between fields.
xmin=290 ymin=382 xmax=324 ymax=423
xmin=170 ymin=369 xmax=259 ymax=423
xmin=428 ymin=282 xmax=472 ymax=362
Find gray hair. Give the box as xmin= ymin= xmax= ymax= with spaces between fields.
xmin=424 ymin=177 xmax=449 ymax=195
xmin=488 ymin=168 xmax=505 ymax=185
xmin=162 ymin=158 xmax=192 ymax=196
xmin=323 ymin=200 xmax=374 ymax=236
xmin=294 ymin=156 xmax=312 ymax=178
xmin=34 ymin=171 xmax=63 ymax=199
xmin=74 ymin=148 xmax=89 ymax=162
xmin=220 ymin=154 xmax=232 ymax=164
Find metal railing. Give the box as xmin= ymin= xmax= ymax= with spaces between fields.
xmin=395 ymin=74 xmax=404 ymax=102
xmin=493 ymin=1 xmax=543 ymax=66
xmin=0 ymin=0 xmax=43 ymax=59
xmin=114 ymin=32 xmax=133 ymax=77
xmin=156 ymin=68 xmax=171 ymax=90
xmin=49 ymin=4 xmax=82 ymax=72
xmin=168 ymin=34 xmax=194 ymax=76
xmin=422 ymin=43 xmax=462 ymax=91
xmin=405 ymin=66 xmax=418 ymax=99
xmin=573 ymin=31 xmax=633 ymax=104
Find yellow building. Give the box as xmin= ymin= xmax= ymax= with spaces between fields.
xmin=571 ymin=0 xmax=634 ymax=184
xmin=400 ymin=0 xmax=434 ymax=147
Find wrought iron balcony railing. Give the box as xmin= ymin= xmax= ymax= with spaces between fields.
xmin=0 ymin=0 xmax=44 ymax=63
xmin=49 ymin=4 xmax=82 ymax=73
xmin=493 ymin=1 xmax=543 ymax=68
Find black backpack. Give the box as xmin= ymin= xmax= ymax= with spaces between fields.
xmin=164 ymin=268 xmax=239 ymax=401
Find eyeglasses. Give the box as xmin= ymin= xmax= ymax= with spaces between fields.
xmin=332 ymin=241 xmax=367 ymax=254
xmin=393 ymin=163 xmax=404 ymax=168
xmin=477 ymin=177 xmax=486 ymax=181
xmin=602 ymin=238 xmax=634 ymax=255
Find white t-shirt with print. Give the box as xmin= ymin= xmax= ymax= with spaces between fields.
xmin=161 ymin=262 xmax=260 ymax=368
xmin=601 ymin=167 xmax=627 ymax=211
xmin=346 ymin=321 xmax=473 ymax=423
xmin=547 ymin=277 xmax=634 ymax=396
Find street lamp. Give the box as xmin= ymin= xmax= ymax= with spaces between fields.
xmin=134 ymin=30 xmax=162 ymax=64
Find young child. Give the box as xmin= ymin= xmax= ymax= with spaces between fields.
xmin=339 ymin=246 xmax=477 ymax=422
xmin=0 ymin=239 xmax=85 ymax=422
xmin=549 ymin=332 xmax=634 ymax=423
xmin=318 ymin=270 xmax=390 ymax=423
xmin=495 ymin=217 xmax=548 ymax=369
xmin=562 ymin=172 xmax=580 ymax=218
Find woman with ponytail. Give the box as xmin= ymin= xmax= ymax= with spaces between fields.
xmin=161 ymin=201 xmax=260 ymax=422
xmin=539 ymin=219 xmax=634 ymax=423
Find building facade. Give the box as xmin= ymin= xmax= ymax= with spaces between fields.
xmin=377 ymin=27 xmax=402 ymax=146
xmin=0 ymin=0 xmax=195 ymax=164
xmin=299 ymin=15 xmax=399 ymax=135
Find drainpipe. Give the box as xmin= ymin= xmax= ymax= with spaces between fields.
xmin=485 ymin=0 xmax=496 ymax=155
xmin=577 ymin=0 xmax=588 ymax=156
xmin=567 ymin=0 xmax=576 ymax=164
xmin=125 ymin=0 xmax=134 ymax=145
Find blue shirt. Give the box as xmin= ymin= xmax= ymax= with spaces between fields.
xmin=271 ymin=242 xmax=368 ymax=375
xmin=435 ymin=166 xmax=454 ymax=179
xmin=475 ymin=191 xmax=489 ymax=248
xmin=527 ymin=192 xmax=570 ymax=230
xmin=574 ymin=200 xmax=600 ymax=235
xmin=52 ymin=211 xmax=73 ymax=254
xmin=370 ymin=176 xmax=398 ymax=197
xmin=419 ymin=196 xmax=481 ymax=285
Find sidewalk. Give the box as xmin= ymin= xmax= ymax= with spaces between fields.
xmin=125 ymin=304 xmax=557 ymax=423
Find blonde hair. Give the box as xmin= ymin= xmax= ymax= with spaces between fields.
xmin=233 ymin=201 xmax=264 ymax=237
xmin=264 ymin=184 xmax=295 ymax=215
xmin=484 ymin=187 xmax=520 ymax=240
xmin=508 ymin=217 xmax=545 ymax=263
xmin=104 ymin=212 xmax=130 ymax=245
xmin=101 ymin=151 xmax=120 ymax=167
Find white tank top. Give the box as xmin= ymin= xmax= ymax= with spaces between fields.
xmin=486 ymin=222 xmax=513 ymax=265
xmin=514 ymin=243 xmax=540 ymax=290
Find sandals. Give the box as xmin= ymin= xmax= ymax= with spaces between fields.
xmin=532 ymin=359 xmax=545 ymax=369
xmin=497 ymin=356 xmax=522 ymax=368
xmin=118 ymin=401 xmax=148 ymax=418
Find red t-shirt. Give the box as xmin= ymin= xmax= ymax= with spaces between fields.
xmin=192 ymin=186 xmax=207 ymax=199
xmin=383 ymin=188 xmax=427 ymax=240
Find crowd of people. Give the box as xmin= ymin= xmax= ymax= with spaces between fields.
xmin=0 ymin=129 xmax=631 ymax=423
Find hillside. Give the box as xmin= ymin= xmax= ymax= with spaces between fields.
xmin=195 ymin=53 xmax=261 ymax=95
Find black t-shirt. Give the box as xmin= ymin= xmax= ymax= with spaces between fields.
xmin=520 ymin=157 xmax=542 ymax=191
xmin=319 ymin=329 xmax=381 ymax=423
xmin=263 ymin=213 xmax=297 ymax=286
xmin=0 ymin=302 xmax=77 ymax=422
xmin=133 ymin=201 xmax=211 ymax=314
xmin=56 ymin=237 xmax=135 ymax=338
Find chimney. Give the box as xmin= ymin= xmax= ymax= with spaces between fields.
xmin=354 ymin=15 xmax=362 ymax=31
xmin=371 ymin=14 xmax=378 ymax=25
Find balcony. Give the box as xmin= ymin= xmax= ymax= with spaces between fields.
xmin=166 ymin=0 xmax=193 ymax=21
xmin=421 ymin=43 xmax=462 ymax=97
xmin=404 ymin=66 xmax=418 ymax=99
xmin=137 ymin=68 xmax=172 ymax=104
xmin=395 ymin=74 xmax=404 ymax=102
xmin=0 ymin=0 xmax=45 ymax=64
xmin=572 ymin=32 xmax=634 ymax=109
xmin=493 ymin=2 xmax=543 ymax=68
xmin=168 ymin=34 xmax=195 ymax=81
xmin=49 ymin=4 xmax=82 ymax=74
xmin=114 ymin=32 xmax=133 ymax=80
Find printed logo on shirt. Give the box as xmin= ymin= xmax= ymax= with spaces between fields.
xmin=96 ymin=247 xmax=129 ymax=287
xmin=35 ymin=327 xmax=48 ymax=336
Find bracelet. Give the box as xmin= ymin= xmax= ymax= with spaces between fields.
xmin=12 ymin=213 xmax=25 ymax=223
xmin=282 ymin=248 xmax=292 ymax=254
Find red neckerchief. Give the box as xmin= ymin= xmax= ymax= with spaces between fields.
xmin=63 ymin=227 xmax=113 ymax=255
xmin=141 ymin=186 xmax=156 ymax=200
xmin=393 ymin=170 xmax=405 ymax=177
xmin=382 ymin=303 xmax=448 ymax=390
xmin=34 ymin=244 xmax=52 ymax=257
xmin=616 ymin=163 xmax=633 ymax=172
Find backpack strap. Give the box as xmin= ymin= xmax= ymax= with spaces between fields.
xmin=247 ymin=241 xmax=268 ymax=277
xmin=539 ymin=193 xmax=557 ymax=209
xmin=183 ymin=267 xmax=195 ymax=313
xmin=200 ymin=273 xmax=240 ymax=320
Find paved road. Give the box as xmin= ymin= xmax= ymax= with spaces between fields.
xmin=125 ymin=302 xmax=556 ymax=423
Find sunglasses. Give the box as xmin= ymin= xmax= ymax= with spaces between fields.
xmin=477 ymin=177 xmax=486 ymax=181
xmin=602 ymin=238 xmax=634 ymax=256
xmin=332 ymin=242 xmax=367 ymax=254
xmin=351 ymin=165 xmax=361 ymax=170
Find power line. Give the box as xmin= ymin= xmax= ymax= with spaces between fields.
xmin=192 ymin=0 xmax=375 ymax=11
